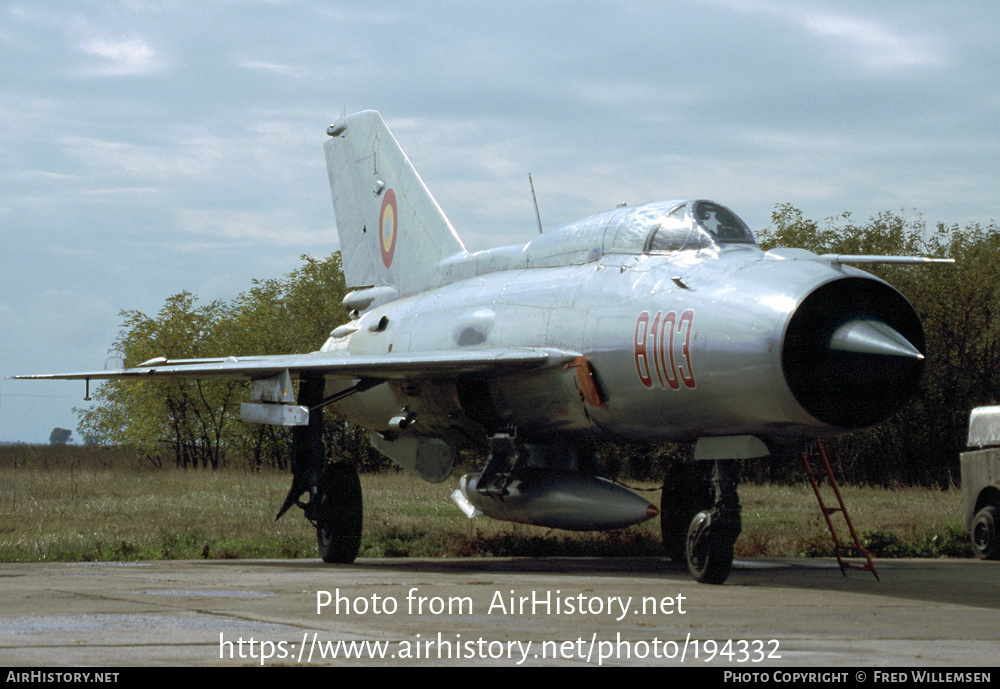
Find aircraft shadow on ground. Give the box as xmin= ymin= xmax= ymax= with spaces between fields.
xmin=232 ymin=556 xmax=999 ymax=611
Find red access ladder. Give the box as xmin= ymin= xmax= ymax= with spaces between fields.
xmin=801 ymin=439 xmax=879 ymax=581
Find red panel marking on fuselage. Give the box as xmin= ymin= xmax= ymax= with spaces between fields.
xmin=633 ymin=310 xmax=696 ymax=390
xmin=634 ymin=311 xmax=653 ymax=389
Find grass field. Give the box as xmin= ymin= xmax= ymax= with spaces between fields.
xmin=0 ymin=444 xmax=972 ymax=563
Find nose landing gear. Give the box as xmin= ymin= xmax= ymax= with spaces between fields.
xmin=662 ymin=459 xmax=741 ymax=584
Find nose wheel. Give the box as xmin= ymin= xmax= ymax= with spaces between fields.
xmin=661 ymin=462 xmax=712 ymax=561
xmin=685 ymin=508 xmax=738 ymax=584
xmin=662 ymin=460 xmax=741 ymax=584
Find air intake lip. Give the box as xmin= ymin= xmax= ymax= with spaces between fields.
xmin=782 ymin=277 xmax=925 ymax=429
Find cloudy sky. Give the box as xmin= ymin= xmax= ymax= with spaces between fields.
xmin=2 ymin=1 xmax=998 ymax=443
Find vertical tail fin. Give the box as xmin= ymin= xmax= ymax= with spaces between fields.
xmin=324 ymin=111 xmax=467 ymax=298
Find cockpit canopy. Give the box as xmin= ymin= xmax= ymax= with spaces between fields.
xmin=606 ymin=200 xmax=755 ymax=254
xmin=457 ymin=199 xmax=758 ymax=277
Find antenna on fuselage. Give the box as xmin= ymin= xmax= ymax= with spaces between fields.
xmin=528 ymin=173 xmax=543 ymax=234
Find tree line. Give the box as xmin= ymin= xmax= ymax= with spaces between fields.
xmin=76 ymin=254 xmax=384 ymax=471
xmin=78 ymin=208 xmax=1000 ymax=486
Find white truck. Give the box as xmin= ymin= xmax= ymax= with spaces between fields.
xmin=961 ymin=406 xmax=1000 ymax=560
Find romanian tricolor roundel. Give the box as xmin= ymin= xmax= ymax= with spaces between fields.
xmin=379 ymin=188 xmax=398 ymax=268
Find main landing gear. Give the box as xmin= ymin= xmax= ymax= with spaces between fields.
xmin=315 ymin=461 xmax=363 ymax=563
xmin=276 ymin=374 xmax=364 ymax=564
xmin=661 ymin=460 xmax=742 ymax=584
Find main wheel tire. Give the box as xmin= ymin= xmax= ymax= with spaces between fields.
xmin=316 ymin=462 xmax=363 ymax=564
xmin=661 ymin=463 xmax=712 ymax=561
xmin=686 ymin=511 xmax=734 ymax=585
xmin=971 ymin=505 xmax=999 ymax=561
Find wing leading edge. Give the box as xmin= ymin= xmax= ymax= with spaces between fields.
xmin=12 ymin=347 xmax=579 ymax=383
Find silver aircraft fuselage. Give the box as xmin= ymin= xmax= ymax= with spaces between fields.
xmin=322 ymin=199 xmax=924 ymax=453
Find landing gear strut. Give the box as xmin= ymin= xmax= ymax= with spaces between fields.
xmin=660 ymin=462 xmax=712 ymax=561
xmin=662 ymin=460 xmax=741 ymax=584
xmin=276 ymin=373 xmax=363 ymax=564
xmin=686 ymin=460 xmax=741 ymax=584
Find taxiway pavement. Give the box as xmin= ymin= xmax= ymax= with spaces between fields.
xmin=1 ymin=556 xmax=997 ymax=667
